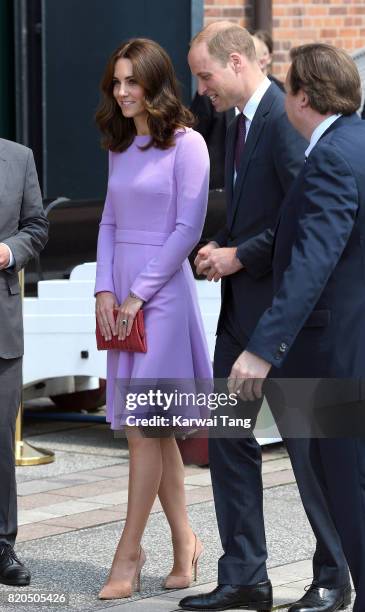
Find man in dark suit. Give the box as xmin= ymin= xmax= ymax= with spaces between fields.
xmin=226 ymin=44 xmax=365 ymax=612
xmin=0 ymin=139 xmax=48 ymax=585
xmin=183 ymin=24 xmax=351 ymax=612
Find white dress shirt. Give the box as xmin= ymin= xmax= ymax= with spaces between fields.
xmin=305 ymin=114 xmax=342 ymax=158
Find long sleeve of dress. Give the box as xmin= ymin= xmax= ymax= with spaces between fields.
xmin=130 ymin=131 xmax=210 ymax=302
xmin=94 ymin=152 xmax=116 ymax=295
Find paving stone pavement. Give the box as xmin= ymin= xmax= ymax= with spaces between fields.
xmin=0 ymin=415 xmax=354 ymax=611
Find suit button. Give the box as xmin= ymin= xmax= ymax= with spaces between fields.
xmin=279 ymin=342 xmax=288 ymax=353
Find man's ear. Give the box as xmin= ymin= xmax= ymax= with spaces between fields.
xmin=229 ymin=52 xmax=243 ymax=73
xmin=299 ymin=89 xmax=310 ymax=109
xmin=257 ymin=57 xmax=266 ymax=71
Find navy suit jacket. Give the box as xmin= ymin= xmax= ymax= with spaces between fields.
xmin=247 ymin=113 xmax=365 ymax=378
xmin=214 ymin=83 xmax=307 ymax=338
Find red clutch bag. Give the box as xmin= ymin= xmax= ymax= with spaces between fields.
xmin=96 ymin=309 xmax=147 ymax=353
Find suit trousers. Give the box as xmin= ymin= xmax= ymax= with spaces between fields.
xmin=210 ymin=318 xmax=349 ymax=587
xmin=309 ymin=438 xmax=365 ymax=612
xmin=0 ymin=357 xmax=22 ymax=546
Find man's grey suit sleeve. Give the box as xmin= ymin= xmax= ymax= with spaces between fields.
xmin=236 ymin=112 xmax=306 ymax=279
xmin=3 ymin=149 xmax=49 ymax=271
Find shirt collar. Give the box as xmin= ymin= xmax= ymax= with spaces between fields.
xmin=242 ymin=77 xmax=272 ymax=122
xmin=305 ymin=114 xmax=342 ymax=158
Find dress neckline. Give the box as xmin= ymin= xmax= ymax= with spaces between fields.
xmin=134 ymin=127 xmax=192 ymax=142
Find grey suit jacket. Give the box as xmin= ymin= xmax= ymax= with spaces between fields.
xmin=0 ymin=138 xmax=49 ymax=358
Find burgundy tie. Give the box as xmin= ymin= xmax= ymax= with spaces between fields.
xmin=234 ymin=113 xmax=246 ymax=173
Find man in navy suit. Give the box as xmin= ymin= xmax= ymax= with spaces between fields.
xmin=184 ymin=24 xmax=351 ymax=612
xmin=227 ymin=44 xmax=365 ymax=612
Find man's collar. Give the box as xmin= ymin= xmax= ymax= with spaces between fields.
xmin=243 ymin=76 xmax=272 ymax=122
xmin=305 ymin=114 xmax=342 ymax=158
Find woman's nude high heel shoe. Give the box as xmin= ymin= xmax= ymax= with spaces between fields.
xmin=98 ymin=547 xmax=146 ymax=600
xmin=164 ymin=534 xmax=203 ymax=590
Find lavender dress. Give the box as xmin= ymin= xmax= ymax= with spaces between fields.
xmin=95 ymin=128 xmax=213 ymax=429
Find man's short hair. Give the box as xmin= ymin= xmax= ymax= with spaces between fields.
xmin=191 ymin=22 xmax=256 ymax=65
xmin=289 ymin=43 xmax=361 ymax=115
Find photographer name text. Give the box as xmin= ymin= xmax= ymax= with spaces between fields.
xmin=125 ymin=415 xmax=252 ymax=428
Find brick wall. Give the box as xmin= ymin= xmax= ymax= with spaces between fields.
xmin=204 ymin=0 xmax=253 ymax=27
xmin=203 ymin=0 xmax=365 ymax=81
xmin=273 ymin=1 xmax=365 ymax=80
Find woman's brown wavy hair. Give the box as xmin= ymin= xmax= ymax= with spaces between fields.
xmin=95 ymin=38 xmax=195 ymax=152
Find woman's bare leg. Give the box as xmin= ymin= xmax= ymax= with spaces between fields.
xmin=99 ymin=428 xmax=162 ymax=597
xmin=158 ymin=437 xmax=197 ymax=577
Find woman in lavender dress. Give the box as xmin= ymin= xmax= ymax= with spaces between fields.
xmin=94 ymin=39 xmax=212 ymax=600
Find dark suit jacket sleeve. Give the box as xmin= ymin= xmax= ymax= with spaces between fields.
xmin=236 ymin=228 xmax=275 ymax=278
xmin=246 ymin=144 xmax=358 ymax=367
xmin=236 ymin=112 xmax=306 ymax=279
xmin=4 ymin=149 xmax=49 ymax=271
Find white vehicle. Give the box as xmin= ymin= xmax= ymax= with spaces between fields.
xmin=23 ymin=262 xmax=280 ymax=444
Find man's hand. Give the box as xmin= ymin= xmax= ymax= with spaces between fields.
xmin=228 ymin=350 xmax=271 ymax=401
xmin=194 ymin=241 xmax=219 ymax=276
xmin=0 ymin=243 xmax=10 ymax=270
xmin=95 ymin=291 xmax=118 ymax=341
xmin=205 ymin=247 xmax=243 ymax=282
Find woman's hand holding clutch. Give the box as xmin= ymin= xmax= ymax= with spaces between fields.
xmin=116 ymin=293 xmax=144 ymax=341
xmin=95 ymin=291 xmax=118 ymax=341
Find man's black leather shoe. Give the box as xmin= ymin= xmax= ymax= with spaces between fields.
xmin=288 ymin=584 xmax=352 ymax=612
xmin=179 ymin=581 xmax=273 ymax=611
xmin=0 ymin=544 xmax=31 ymax=586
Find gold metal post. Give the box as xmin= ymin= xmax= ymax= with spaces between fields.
xmin=15 ymin=269 xmax=55 ymax=466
